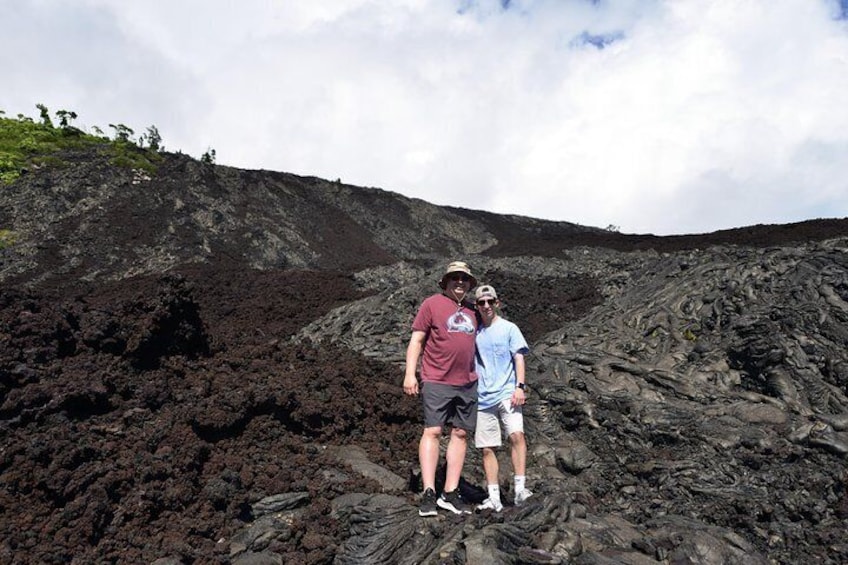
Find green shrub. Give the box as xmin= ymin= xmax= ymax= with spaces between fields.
xmin=200 ymin=147 xmax=216 ymax=164
xmin=109 ymin=140 xmax=161 ymax=173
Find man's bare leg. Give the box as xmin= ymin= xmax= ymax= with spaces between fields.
xmin=482 ymin=447 xmax=500 ymax=486
xmin=443 ymin=427 xmax=467 ymax=492
xmin=510 ymin=431 xmax=532 ymax=504
xmin=420 ymin=426 xmax=442 ymax=490
xmin=509 ymin=431 xmax=527 ymax=476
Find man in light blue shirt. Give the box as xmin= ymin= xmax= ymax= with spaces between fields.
xmin=473 ymin=284 xmax=533 ymax=512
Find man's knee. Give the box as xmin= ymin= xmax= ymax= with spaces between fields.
xmin=451 ymin=427 xmax=469 ymax=441
xmin=422 ymin=426 xmax=442 ymax=440
xmin=509 ymin=431 xmax=526 ymax=445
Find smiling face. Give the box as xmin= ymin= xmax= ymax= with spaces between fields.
xmin=443 ymin=273 xmax=471 ymax=302
xmin=476 ymin=296 xmax=499 ymax=325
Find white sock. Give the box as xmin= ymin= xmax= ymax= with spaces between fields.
xmin=488 ymin=484 xmax=501 ymax=501
xmin=514 ymin=475 xmax=526 ymax=493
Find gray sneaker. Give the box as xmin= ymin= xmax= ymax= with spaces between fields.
xmin=419 ymin=488 xmax=438 ymax=517
xmin=436 ymin=490 xmax=473 ymax=514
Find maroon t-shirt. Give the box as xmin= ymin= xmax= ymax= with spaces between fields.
xmin=412 ymin=293 xmax=478 ymax=386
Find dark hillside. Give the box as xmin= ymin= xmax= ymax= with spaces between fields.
xmin=1 ymin=135 xmax=848 ymax=564
xmin=458 ymin=206 xmax=848 ymax=256
xmin=6 ymin=145 xmax=846 ymax=289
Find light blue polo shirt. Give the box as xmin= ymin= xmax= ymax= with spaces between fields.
xmin=475 ymin=317 xmax=529 ymax=410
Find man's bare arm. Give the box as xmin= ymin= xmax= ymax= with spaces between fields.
xmin=404 ymin=330 xmax=427 ymax=395
xmin=512 ymin=353 xmax=527 ymax=406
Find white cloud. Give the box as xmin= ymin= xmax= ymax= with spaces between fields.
xmin=2 ymin=0 xmax=847 ymax=234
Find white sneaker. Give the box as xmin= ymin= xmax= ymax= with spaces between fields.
xmin=476 ymin=497 xmax=503 ymax=513
xmin=514 ymin=488 xmax=533 ymax=505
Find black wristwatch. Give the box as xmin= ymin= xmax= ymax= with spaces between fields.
xmin=517 ymin=382 xmax=526 ymax=391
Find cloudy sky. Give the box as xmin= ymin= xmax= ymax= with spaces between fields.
xmin=3 ymin=0 xmax=848 ymax=235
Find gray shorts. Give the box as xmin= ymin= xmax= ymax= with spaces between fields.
xmin=421 ymin=380 xmax=478 ymax=432
xmin=474 ymin=398 xmax=524 ymax=448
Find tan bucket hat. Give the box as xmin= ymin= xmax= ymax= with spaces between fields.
xmin=438 ymin=260 xmax=477 ymax=289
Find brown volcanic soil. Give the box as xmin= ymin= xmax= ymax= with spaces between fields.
xmin=0 ymin=269 xmax=423 ymax=564
xmin=2 ymin=216 xmax=848 ymax=564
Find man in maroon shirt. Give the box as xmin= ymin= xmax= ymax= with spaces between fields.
xmin=404 ymin=260 xmax=479 ymax=516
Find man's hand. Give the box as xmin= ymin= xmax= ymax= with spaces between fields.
xmin=403 ymin=373 xmax=420 ymax=396
xmin=511 ymin=387 xmax=526 ymax=406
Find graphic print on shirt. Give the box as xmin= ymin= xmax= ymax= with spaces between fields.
xmin=446 ymin=310 xmax=476 ymax=334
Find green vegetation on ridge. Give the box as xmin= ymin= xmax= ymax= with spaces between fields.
xmin=0 ymin=104 xmax=164 ymax=185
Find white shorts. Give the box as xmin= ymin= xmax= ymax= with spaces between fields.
xmin=474 ymin=398 xmax=524 ymax=448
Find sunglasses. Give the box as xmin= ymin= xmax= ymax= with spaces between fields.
xmin=476 ymin=299 xmax=497 ymax=306
xmin=449 ymin=274 xmax=471 ymax=282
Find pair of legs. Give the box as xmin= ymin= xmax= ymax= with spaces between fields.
xmin=476 ymin=398 xmax=530 ymax=506
xmin=481 ymin=430 xmax=527 ymax=486
xmin=420 ymin=381 xmax=477 ymax=494
xmin=420 ymin=426 xmax=467 ymax=493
